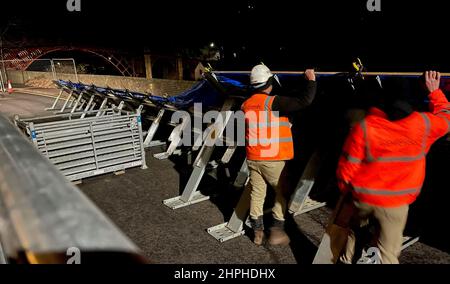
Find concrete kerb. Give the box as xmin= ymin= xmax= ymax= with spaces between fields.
xmin=14 ymin=88 xmax=61 ymax=99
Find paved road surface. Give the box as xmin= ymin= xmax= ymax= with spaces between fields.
xmin=0 ymin=93 xmax=52 ymax=118
xmin=1 ymin=92 xmax=449 ymax=264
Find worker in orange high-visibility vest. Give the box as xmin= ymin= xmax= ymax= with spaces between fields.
xmin=336 ymin=71 xmax=450 ymax=264
xmin=241 ymin=64 xmax=317 ymax=246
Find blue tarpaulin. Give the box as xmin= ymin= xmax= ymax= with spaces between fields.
xmin=54 ymin=74 xmax=248 ymax=109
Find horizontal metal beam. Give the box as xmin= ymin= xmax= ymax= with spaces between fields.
xmin=0 ymin=114 xmax=147 ymax=264
xmin=214 ymin=71 xmax=450 ymax=77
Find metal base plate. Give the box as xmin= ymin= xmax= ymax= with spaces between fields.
xmin=163 ymin=191 xmax=210 ymax=210
xmin=207 ymin=223 xmax=245 ymax=243
xmin=402 ymin=236 xmax=420 ymax=250
xmin=147 ymin=140 xmax=166 ymax=147
xmin=293 ymin=197 xmax=327 ymax=216
xmin=154 ymin=150 xmax=182 ymax=160
xmin=0 ymin=241 xmax=7 ymax=264
xmin=154 ymin=152 xmax=171 ymax=160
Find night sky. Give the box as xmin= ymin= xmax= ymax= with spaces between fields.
xmin=1 ymin=0 xmax=449 ymax=71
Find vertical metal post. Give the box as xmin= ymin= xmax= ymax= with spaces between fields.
xmin=0 ymin=33 xmax=7 ymax=86
xmin=59 ymin=90 xmax=74 ymax=113
xmin=96 ymin=98 xmax=108 ymax=117
xmin=89 ymin=102 xmax=97 ymax=111
xmin=144 ymin=54 xmax=152 ymax=79
xmin=50 ymin=59 xmax=56 ymax=81
xmin=89 ymin=122 xmax=100 ymax=170
xmin=81 ymin=95 xmax=95 ymax=119
xmin=70 ymin=92 xmax=84 ymax=113
xmin=46 ymin=88 xmax=64 ymax=110
xmin=77 ymin=100 xmax=86 ymax=111
xmin=28 ymin=122 xmax=38 ymax=147
xmin=67 ymin=98 xmax=75 ymax=108
xmin=0 ymin=69 xmax=5 ymax=93
xmin=176 ymin=57 xmax=183 ymax=80
xmin=136 ymin=106 xmax=148 ymax=170
xmin=72 ymin=59 xmax=79 ymax=82
xmin=143 ymin=108 xmax=165 ymax=147
xmin=0 ymin=241 xmax=6 ymax=264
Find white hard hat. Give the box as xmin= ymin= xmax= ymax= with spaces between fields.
xmin=250 ymin=64 xmax=280 ymax=89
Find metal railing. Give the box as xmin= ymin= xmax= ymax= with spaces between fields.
xmin=0 ymin=114 xmax=148 ymax=264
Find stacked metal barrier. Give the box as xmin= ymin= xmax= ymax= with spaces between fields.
xmin=15 ymin=106 xmax=147 ymax=182
xmin=48 ymin=80 xmax=191 ymax=159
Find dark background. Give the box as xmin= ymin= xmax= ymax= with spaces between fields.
xmin=1 ymin=0 xmax=448 ymax=71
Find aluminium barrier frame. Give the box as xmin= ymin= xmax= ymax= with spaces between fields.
xmin=163 ymin=98 xmax=236 ymax=209
xmin=15 ymin=105 xmax=147 ymax=182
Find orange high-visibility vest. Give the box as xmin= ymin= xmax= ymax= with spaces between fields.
xmin=337 ymin=89 xmax=450 ymax=207
xmin=241 ymin=94 xmax=294 ymax=161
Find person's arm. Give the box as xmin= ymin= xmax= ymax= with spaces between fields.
xmin=423 ymin=71 xmax=450 ymax=145
xmin=271 ymin=69 xmax=317 ymax=113
xmin=336 ymin=122 xmax=366 ymax=193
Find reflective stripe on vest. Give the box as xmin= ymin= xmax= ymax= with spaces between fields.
xmin=354 ymin=186 xmax=421 ymax=196
xmin=247 ymin=121 xmax=291 ymax=128
xmin=350 ymin=112 xmax=430 ymax=207
xmin=355 ymin=114 xmax=430 ymax=163
xmin=246 ymin=137 xmax=294 ymax=145
xmin=436 ymin=114 xmax=450 ymax=133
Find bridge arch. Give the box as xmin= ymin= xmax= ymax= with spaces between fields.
xmin=3 ymin=47 xmax=136 ymax=77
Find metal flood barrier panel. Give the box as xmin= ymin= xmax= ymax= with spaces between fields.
xmin=14 ymin=107 xmax=147 ymax=181
xmin=0 ymin=113 xmax=147 ymax=264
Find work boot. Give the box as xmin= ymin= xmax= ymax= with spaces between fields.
xmin=250 ymin=216 xmax=264 ymax=246
xmin=253 ymin=230 xmax=264 ymax=246
xmin=268 ymin=219 xmax=290 ymax=246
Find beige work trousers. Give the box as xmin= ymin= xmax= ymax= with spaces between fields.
xmin=340 ymin=200 xmax=409 ymax=264
xmin=247 ymin=160 xmax=288 ymax=222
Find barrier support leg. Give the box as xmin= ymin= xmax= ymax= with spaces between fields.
xmin=163 ymin=106 xmax=234 ymax=209
xmin=58 ymin=90 xmax=74 ymax=113
xmin=143 ymin=108 xmax=165 ymax=148
xmin=207 ymin=184 xmax=251 ymax=242
xmin=45 ymin=88 xmax=64 ymax=111
xmin=70 ymin=92 xmax=83 ymax=113
xmin=136 ymin=105 xmax=148 ymax=170
xmin=153 ymin=114 xmax=188 ymax=160
xmin=96 ymin=98 xmax=108 ymax=117
xmin=289 ymin=151 xmax=326 ymax=216
xmin=80 ymin=95 xmax=95 ymax=119
xmin=207 ymin=159 xmax=250 ymax=242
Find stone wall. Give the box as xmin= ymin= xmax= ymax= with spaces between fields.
xmin=6 ymin=70 xmax=196 ymax=97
